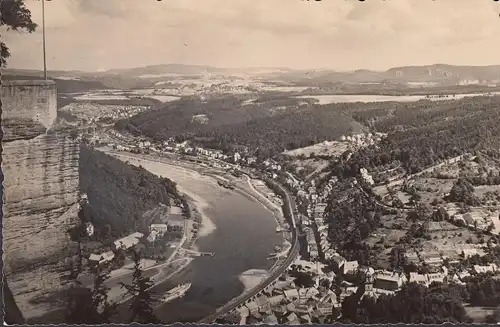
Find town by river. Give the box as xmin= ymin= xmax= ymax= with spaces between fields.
xmin=109 ymin=153 xmax=283 ymax=323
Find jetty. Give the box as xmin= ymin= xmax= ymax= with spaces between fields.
xmin=182 ymin=248 xmax=215 ymax=257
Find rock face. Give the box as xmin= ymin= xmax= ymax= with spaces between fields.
xmin=2 ymin=81 xmax=79 ymax=321
xmin=3 ymin=134 xmax=80 ymax=320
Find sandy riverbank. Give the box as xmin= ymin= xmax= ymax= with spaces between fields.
xmin=106 ymin=150 xmax=219 ymax=239
xmin=102 ymin=149 xmax=284 ymax=293
xmin=247 ymin=178 xmax=284 ymax=225
xmin=180 ymin=189 xmax=217 ymax=238
xmin=238 ymin=269 xmax=269 ymax=292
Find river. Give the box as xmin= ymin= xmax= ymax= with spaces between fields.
xmin=108 ymin=153 xmax=283 ymax=323
xmin=296 ymin=92 xmax=500 ymax=105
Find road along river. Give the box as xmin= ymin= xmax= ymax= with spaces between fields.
xmin=104 ymin=151 xmax=283 ymax=323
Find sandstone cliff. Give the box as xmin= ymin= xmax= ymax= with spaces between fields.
xmin=1 ymin=80 xmax=180 ymax=323
xmin=2 ymin=80 xmax=80 ymax=322
xmin=2 ymin=134 xmax=80 ymax=320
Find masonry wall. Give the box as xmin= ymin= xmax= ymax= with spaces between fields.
xmin=1 ymin=80 xmax=80 ymax=321
xmin=1 ymin=80 xmax=57 ymax=130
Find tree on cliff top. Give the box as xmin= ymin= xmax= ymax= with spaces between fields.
xmin=119 ymin=250 xmax=159 ymax=323
xmin=66 ymin=266 xmax=117 ymax=324
xmin=0 ymin=0 xmax=37 ymax=67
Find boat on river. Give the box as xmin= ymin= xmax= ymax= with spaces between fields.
xmin=161 ymin=283 xmax=192 ymax=303
xmin=217 ymin=180 xmax=235 ymax=190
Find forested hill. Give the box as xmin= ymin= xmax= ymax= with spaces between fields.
xmin=115 ymin=92 xmax=500 ymax=162
xmin=114 ymin=95 xmax=354 ymax=156
xmin=79 ymin=145 xmax=180 ymax=237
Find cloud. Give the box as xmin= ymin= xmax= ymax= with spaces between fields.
xmin=3 ymin=0 xmax=500 ymax=71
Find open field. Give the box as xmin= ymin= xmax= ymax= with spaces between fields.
xmin=295 ymin=92 xmax=500 ymax=105
xmin=284 ymin=140 xmax=348 ymax=158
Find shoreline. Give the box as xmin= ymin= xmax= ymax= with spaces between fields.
xmin=101 ymin=149 xmax=285 ymax=301
xmin=238 ymin=269 xmax=269 ymax=293
xmin=179 ymin=189 xmax=217 ymax=239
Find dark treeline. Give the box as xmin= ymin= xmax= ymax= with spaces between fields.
xmin=332 ymin=97 xmax=500 ymax=177
xmin=264 ymin=177 xmax=293 ymax=226
xmin=79 ymin=145 xmax=179 ymax=237
xmin=117 ymin=94 xmax=500 ymax=165
xmin=323 ymin=179 xmax=382 ymax=265
xmin=116 ymin=95 xmax=311 ymax=140
xmin=66 ymin=250 xmax=159 ymax=324
xmin=341 ymin=282 xmax=470 ymax=324
xmin=341 ymin=273 xmax=500 ymax=324
xmin=194 ymin=107 xmax=354 ymax=157
xmin=117 ymin=95 xmax=353 ymax=157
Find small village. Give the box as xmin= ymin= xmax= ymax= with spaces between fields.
xmin=75 ymin=189 xmax=207 ymax=304
xmin=215 ymin=133 xmax=500 ymax=324
xmin=78 ymin=127 xmax=500 ymax=323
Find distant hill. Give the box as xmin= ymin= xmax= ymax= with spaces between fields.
xmin=105 ymin=64 xmax=228 ymax=76
xmin=5 ymin=64 xmax=500 ymax=89
xmin=1 ymin=74 xmax=110 ymax=94
xmin=104 ymin=64 xmax=295 ymax=78
xmin=115 ymin=94 xmax=353 ymax=156
xmin=274 ymin=64 xmax=500 ymax=86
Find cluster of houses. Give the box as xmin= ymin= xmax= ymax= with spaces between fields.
xmin=360 ymin=167 xmax=375 ymax=186
xmin=288 ymin=174 xmax=338 ymax=261
xmin=228 ymin=251 xmax=454 ymax=324
xmin=61 ymin=102 xmax=148 ymax=124
xmin=97 ymin=131 xmax=271 ymax=171
xmin=228 ymin=260 xmax=338 ymax=325
xmin=197 ymin=83 xmax=254 ymax=95
xmin=88 ymin=205 xmax=186 ymax=267
xmin=101 ymin=105 xmax=146 ymax=120
xmin=339 ymin=132 xmax=386 ymax=149
xmin=88 ymin=231 xmax=144 ymax=266
xmin=229 ymin=152 xmax=500 ymax=324
xmin=228 ymin=235 xmax=500 ymax=324
xmin=453 ymin=210 xmax=498 ymax=232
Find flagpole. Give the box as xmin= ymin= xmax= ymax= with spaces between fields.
xmin=42 ymin=0 xmax=47 ymax=80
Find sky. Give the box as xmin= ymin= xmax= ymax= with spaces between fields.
xmin=3 ymin=0 xmax=500 ymax=71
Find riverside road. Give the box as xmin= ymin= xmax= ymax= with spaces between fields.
xmin=198 ymin=179 xmax=299 ymax=323
xmin=98 ymin=138 xmax=300 ymax=323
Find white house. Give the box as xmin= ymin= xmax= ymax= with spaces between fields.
xmin=147 ymin=230 xmax=158 ymax=242
xmin=474 ymin=264 xmax=498 ymax=274
xmin=284 ymin=288 xmax=299 ymax=300
xmin=426 ymin=272 xmax=446 ymax=285
xmin=245 ymin=301 xmax=259 ymax=315
xmin=113 ymin=232 xmax=144 ymax=251
xmin=89 ymin=251 xmax=115 ymax=265
xmin=409 ymin=272 xmax=429 ymax=286
xmin=374 ymin=273 xmax=405 ymax=291
xmin=342 ymin=261 xmax=359 ymax=275
xmin=150 ymin=224 xmax=169 ymax=235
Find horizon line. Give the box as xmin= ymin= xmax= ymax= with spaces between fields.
xmin=5 ymin=62 xmax=500 ymax=75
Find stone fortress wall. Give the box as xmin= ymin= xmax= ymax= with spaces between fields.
xmin=1 ymin=80 xmax=80 ymax=320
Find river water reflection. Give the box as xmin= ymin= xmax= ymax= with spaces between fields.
xmin=296 ymin=92 xmax=500 ymax=105
xmin=111 ymin=154 xmax=282 ymax=323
